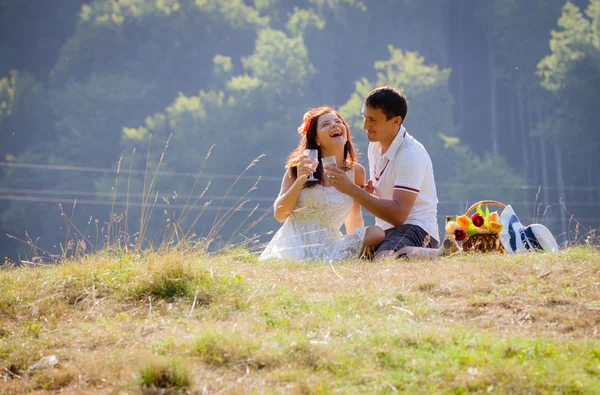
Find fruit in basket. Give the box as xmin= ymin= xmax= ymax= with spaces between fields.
xmin=454 ymin=227 xmax=467 ymax=241
xmin=488 ymin=211 xmax=499 ymax=222
xmin=488 ymin=221 xmax=503 ymax=234
xmin=471 ymin=213 xmax=485 ymax=227
xmin=456 ymin=215 xmax=471 ymax=229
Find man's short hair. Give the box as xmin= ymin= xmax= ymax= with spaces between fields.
xmin=365 ymin=86 xmax=408 ymax=122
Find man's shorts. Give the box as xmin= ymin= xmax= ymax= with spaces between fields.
xmin=377 ymin=224 xmax=439 ymax=253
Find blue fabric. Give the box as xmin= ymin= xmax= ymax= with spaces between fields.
xmin=524 ymin=227 xmax=543 ymax=251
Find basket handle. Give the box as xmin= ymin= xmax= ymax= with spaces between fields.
xmin=464 ymin=200 xmax=506 ymax=217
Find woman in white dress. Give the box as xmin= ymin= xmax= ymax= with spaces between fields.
xmin=259 ymin=106 xmax=385 ymax=262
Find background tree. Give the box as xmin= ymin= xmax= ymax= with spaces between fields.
xmin=537 ymin=0 xmax=600 ymax=238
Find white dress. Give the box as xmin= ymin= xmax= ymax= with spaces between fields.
xmin=259 ymin=167 xmax=367 ymax=262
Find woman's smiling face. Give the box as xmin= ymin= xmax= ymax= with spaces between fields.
xmin=316 ymin=112 xmax=347 ymax=149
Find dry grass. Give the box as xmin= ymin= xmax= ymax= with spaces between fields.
xmin=1 ymin=246 xmax=599 ymax=393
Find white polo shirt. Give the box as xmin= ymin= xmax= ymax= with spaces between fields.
xmin=367 ymin=125 xmax=439 ymax=242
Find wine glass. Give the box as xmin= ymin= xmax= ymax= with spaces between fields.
xmin=321 ymin=156 xmax=337 ymax=187
xmin=303 ymin=149 xmax=319 ymax=181
xmin=320 ymin=156 xmax=337 ymax=168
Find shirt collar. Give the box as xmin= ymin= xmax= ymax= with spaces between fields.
xmin=378 ymin=125 xmax=406 ymax=161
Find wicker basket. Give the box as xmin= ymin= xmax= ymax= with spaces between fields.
xmin=461 ymin=200 xmax=506 ymax=253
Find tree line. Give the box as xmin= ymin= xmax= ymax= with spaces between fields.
xmin=1 ymin=0 xmax=599 ymax=259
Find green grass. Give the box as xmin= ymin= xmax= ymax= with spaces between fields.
xmin=0 ymin=246 xmax=599 ymax=393
xmin=139 ymin=359 xmax=190 ymax=390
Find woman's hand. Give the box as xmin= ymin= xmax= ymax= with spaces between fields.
xmin=323 ymin=166 xmax=355 ymax=194
xmin=296 ymin=154 xmax=317 ymax=183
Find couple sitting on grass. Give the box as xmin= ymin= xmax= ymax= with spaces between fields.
xmin=260 ymin=87 xmax=446 ymax=262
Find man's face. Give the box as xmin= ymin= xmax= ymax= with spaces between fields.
xmin=361 ymin=104 xmax=401 ymax=143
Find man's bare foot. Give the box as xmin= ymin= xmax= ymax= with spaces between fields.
xmin=377 ymin=242 xmax=461 ymax=261
xmin=374 ymin=250 xmax=396 ymax=260
xmin=393 ymin=246 xmax=442 ymax=260
xmin=440 ymin=239 xmax=460 ymax=256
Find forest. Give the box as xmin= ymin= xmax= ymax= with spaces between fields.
xmin=1 ymin=0 xmax=599 ymax=260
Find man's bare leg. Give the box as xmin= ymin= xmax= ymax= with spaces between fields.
xmin=376 ymin=240 xmax=460 ymax=261
xmin=374 ymin=249 xmax=396 ymax=260
xmin=375 ymin=247 xmax=444 ymax=260
xmin=394 ymin=246 xmax=443 ymax=260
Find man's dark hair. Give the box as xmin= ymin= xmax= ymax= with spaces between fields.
xmin=364 ymin=86 xmax=408 ymax=122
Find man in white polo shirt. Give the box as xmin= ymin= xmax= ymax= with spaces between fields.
xmin=324 ymin=86 xmax=440 ymax=259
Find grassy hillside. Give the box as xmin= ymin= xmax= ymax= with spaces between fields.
xmin=1 ymin=247 xmax=599 ymax=393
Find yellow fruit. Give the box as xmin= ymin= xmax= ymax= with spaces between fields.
xmin=489 ymin=221 xmax=503 ymax=234
xmin=488 ymin=211 xmax=499 ymax=223
xmin=456 ymin=215 xmax=471 ymax=229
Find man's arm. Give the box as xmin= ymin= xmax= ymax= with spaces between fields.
xmin=324 ymin=166 xmax=418 ymax=228
xmin=325 ymin=147 xmax=427 ymax=227
xmin=346 ymin=186 xmax=417 ymax=228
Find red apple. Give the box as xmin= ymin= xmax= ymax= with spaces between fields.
xmin=471 ymin=213 xmax=485 ymax=227
xmin=454 ymin=227 xmax=467 ymax=241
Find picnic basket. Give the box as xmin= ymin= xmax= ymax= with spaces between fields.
xmin=461 ymin=200 xmax=506 ymax=253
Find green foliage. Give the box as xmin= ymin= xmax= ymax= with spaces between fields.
xmin=374 ymin=46 xmax=451 ymax=92
xmin=0 ymin=71 xmax=52 ymax=160
xmin=590 ymin=0 xmax=600 ymax=48
xmin=340 ymin=45 xmax=453 ymax=148
xmin=0 ymin=71 xmax=17 ymax=118
xmin=286 ymin=7 xmax=326 ymax=36
xmin=131 ymin=258 xmax=208 ymax=302
xmin=536 ymin=0 xmax=600 ymax=193
xmin=436 ymin=134 xmax=527 ymax=204
xmin=148 ymin=274 xmax=196 ymax=301
xmin=242 ymin=28 xmax=315 ymax=95
xmin=537 ymin=1 xmax=596 ymax=92
xmin=51 ymin=0 xmax=268 ymax=87
xmin=310 ymin=0 xmax=366 ymax=10
xmin=195 ymin=332 xmax=256 ymax=366
xmin=213 ymin=54 xmax=234 ymax=82
xmin=51 ymin=73 xmax=157 ymax=167
xmin=492 ymin=0 xmax=566 ymax=87
xmin=374 ymin=46 xmax=453 ymax=140
xmin=139 ymin=359 xmax=190 ymax=390
xmin=117 ymin=25 xmax=316 ymax=206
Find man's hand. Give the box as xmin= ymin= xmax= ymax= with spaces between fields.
xmin=365 ymin=179 xmax=375 ymax=194
xmin=323 ymin=166 xmax=356 ymax=195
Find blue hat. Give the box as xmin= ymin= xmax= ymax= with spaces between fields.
xmin=499 ymin=205 xmax=559 ymax=254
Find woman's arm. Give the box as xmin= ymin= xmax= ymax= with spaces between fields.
xmin=274 ymin=154 xmax=316 ymax=222
xmin=344 ymin=164 xmax=366 ymax=234
xmin=273 ymin=168 xmax=308 ymax=222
